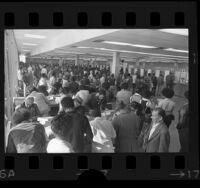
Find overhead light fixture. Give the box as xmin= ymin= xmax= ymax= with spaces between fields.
xmin=159 ymin=29 xmax=188 ymax=36
xmin=24 ymin=34 xmax=46 ymax=39
xmin=21 ymin=49 xmax=31 ymax=51
xmin=164 ymin=48 xmax=188 ymax=53
xmin=102 ymin=41 xmax=157 ymax=48
xmin=75 ymin=46 xmax=188 ymax=59
xmin=23 ymin=43 xmax=38 ymax=46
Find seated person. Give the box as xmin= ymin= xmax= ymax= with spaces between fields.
xmin=88 ymin=109 xmax=116 ymax=153
xmin=15 ymin=97 xmax=41 ymax=121
xmin=6 ymin=108 xmax=47 ymax=153
xmin=46 ymin=112 xmax=75 ymax=153
xmin=87 ymin=89 xmax=107 ymax=111
xmin=27 ymin=87 xmax=51 ymax=116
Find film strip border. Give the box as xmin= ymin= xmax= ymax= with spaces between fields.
xmin=0 ymin=2 xmax=196 ymax=28
xmin=0 ymin=1 xmax=199 ymax=181
xmin=1 ymin=154 xmax=197 ymax=180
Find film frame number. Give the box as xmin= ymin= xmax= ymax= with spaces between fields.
xmin=0 ymin=169 xmax=15 ymax=179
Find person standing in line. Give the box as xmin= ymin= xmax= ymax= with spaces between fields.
xmin=88 ymin=109 xmax=116 ymax=153
xmin=156 ymin=73 xmax=164 ymax=97
xmin=142 ymin=108 xmax=170 ymax=152
xmin=157 ymin=88 xmax=175 ymax=128
xmin=151 ymin=73 xmax=158 ymax=96
xmin=112 ymin=101 xmax=141 ymax=152
xmin=177 ymin=91 xmax=189 ymax=152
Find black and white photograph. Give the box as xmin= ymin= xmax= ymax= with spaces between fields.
xmin=4 ymin=29 xmax=189 ymax=153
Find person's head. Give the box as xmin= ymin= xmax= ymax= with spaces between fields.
xmin=74 ymin=96 xmax=83 ymax=108
xmin=87 ymin=109 xmax=101 ymax=121
xmin=117 ymin=100 xmax=127 ymax=110
xmin=25 ymin=97 xmax=34 ymax=107
xmin=120 ymin=82 xmax=129 ymax=90
xmin=60 ymin=97 xmax=74 ymax=112
xmin=151 ymin=108 xmax=166 ymax=124
xmin=162 ymin=88 xmax=174 ymax=99
xmin=29 ymin=86 xmax=38 ymax=93
xmin=184 ymin=90 xmax=188 ymax=100
xmin=37 ymin=85 xmax=48 ymax=95
xmin=51 ymin=112 xmax=73 ymax=141
xmin=12 ymin=108 xmax=32 ymax=126
xmin=130 ymin=101 xmax=142 ymax=115
xmin=71 ymin=76 xmax=76 ymax=82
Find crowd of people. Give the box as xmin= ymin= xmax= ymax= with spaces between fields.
xmin=6 ymin=61 xmax=189 ymax=153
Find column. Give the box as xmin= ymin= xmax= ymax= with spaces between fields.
xmin=111 ymin=52 xmax=120 ymax=77
xmin=75 ymin=55 xmax=79 ymax=66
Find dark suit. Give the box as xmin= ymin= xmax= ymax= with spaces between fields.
xmin=142 ymin=122 xmax=170 ymax=152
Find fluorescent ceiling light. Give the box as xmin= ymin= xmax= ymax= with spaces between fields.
xmin=76 ymin=46 xmax=188 ymax=59
xmin=164 ymin=48 xmax=188 ymax=53
xmin=23 ymin=43 xmax=38 ymax=46
xmin=159 ymin=29 xmax=188 ymax=36
xmin=102 ymin=41 xmax=157 ymax=48
xmin=24 ymin=34 xmax=46 ymax=39
xmin=22 ymin=49 xmax=31 ymax=51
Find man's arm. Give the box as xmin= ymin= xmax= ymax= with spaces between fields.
xmin=158 ymin=130 xmax=170 ymax=152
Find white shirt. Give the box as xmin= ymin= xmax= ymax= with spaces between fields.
xmin=90 ymin=117 xmax=116 ymax=153
xmin=75 ymin=90 xmax=89 ymax=105
xmin=132 ymin=74 xmax=137 ymax=84
xmin=149 ymin=123 xmax=160 ymax=140
xmin=47 ymin=138 xmax=74 ymax=153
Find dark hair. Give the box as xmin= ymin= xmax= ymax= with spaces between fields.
xmin=41 ymin=73 xmax=47 ymax=78
xmin=38 ymin=85 xmax=48 ymax=96
xmin=51 ymin=112 xmax=73 ymax=141
xmin=29 ymin=86 xmax=38 ymax=93
xmin=88 ymin=109 xmax=101 ymax=118
xmin=60 ymin=97 xmax=74 ymax=110
xmin=184 ymin=90 xmax=188 ymax=99
xmin=62 ymin=87 xmax=70 ymax=95
xmin=130 ymin=101 xmax=143 ymax=116
xmin=162 ymin=88 xmax=174 ymax=98
xmin=12 ymin=108 xmax=31 ymax=125
xmin=120 ymin=82 xmax=129 ymax=90
xmin=153 ymin=107 xmax=166 ymax=121
xmin=71 ymin=76 xmax=76 ymax=82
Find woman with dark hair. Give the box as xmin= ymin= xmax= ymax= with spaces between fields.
xmin=46 ymin=112 xmax=74 ymax=153
xmin=157 ymin=88 xmax=175 ymax=128
xmin=7 ymin=108 xmax=47 ymax=153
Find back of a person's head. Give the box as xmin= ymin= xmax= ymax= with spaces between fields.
xmin=38 ymin=85 xmax=47 ymax=94
xmin=12 ymin=108 xmax=31 ymax=126
xmin=51 ymin=113 xmax=73 ymax=140
xmin=162 ymin=88 xmax=174 ymax=99
xmin=61 ymin=96 xmax=74 ymax=110
xmin=88 ymin=109 xmax=101 ymax=118
xmin=29 ymin=86 xmax=38 ymax=93
xmin=120 ymin=82 xmax=129 ymax=90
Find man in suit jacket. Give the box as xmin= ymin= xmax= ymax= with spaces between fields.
xmin=142 ymin=108 xmax=170 ymax=152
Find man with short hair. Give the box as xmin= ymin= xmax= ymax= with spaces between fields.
xmin=142 ymin=108 xmax=170 ymax=152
